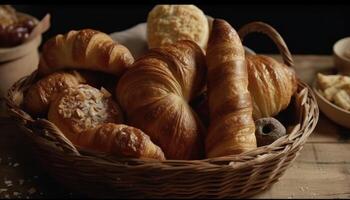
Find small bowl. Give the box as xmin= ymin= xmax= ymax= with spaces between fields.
xmin=0 ymin=12 xmax=42 ymax=106
xmin=333 ymin=37 xmax=350 ymax=76
xmin=312 ymin=78 xmax=350 ymax=129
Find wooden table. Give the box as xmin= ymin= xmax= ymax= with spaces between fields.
xmin=0 ymin=55 xmax=349 ymax=199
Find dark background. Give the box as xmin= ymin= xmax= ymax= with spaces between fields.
xmin=13 ymin=4 xmax=350 ymax=55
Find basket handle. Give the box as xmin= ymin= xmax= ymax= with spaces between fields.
xmin=29 ymin=119 xmax=80 ymax=156
xmin=238 ymin=21 xmax=294 ymax=67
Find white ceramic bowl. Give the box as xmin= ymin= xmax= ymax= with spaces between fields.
xmin=313 ymin=78 xmax=350 ymax=129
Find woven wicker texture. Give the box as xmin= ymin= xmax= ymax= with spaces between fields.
xmin=5 ymin=21 xmax=319 ymax=198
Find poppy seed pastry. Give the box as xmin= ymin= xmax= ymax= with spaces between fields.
xmin=147 ymin=4 xmax=209 ymax=50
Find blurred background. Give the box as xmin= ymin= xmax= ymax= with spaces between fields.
xmin=13 ymin=4 xmax=350 ymax=55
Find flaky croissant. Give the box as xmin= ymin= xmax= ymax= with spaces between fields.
xmin=38 ymin=29 xmax=134 ymax=77
xmin=24 ymin=70 xmax=86 ymax=116
xmin=48 ymin=84 xmax=164 ymax=160
xmin=205 ymin=19 xmax=257 ymax=158
xmin=238 ymin=22 xmax=297 ymax=119
xmin=116 ymin=40 xmax=207 ymax=160
xmin=79 ymin=123 xmax=166 ymax=160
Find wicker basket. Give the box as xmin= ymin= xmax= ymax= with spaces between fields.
xmin=5 ymin=22 xmax=319 ymax=198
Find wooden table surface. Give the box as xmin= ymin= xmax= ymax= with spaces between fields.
xmin=0 ymin=55 xmax=349 ymax=199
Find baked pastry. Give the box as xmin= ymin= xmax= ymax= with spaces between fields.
xmin=238 ymin=22 xmax=298 ymax=119
xmin=116 ymin=40 xmax=207 ymax=160
xmin=147 ymin=4 xmax=209 ymax=50
xmin=205 ymin=19 xmax=257 ymax=157
xmin=245 ymin=55 xmax=297 ymax=119
xmin=48 ymin=84 xmax=123 ymax=142
xmin=80 ymin=123 xmax=165 ymax=160
xmin=47 ymin=84 xmax=166 ymax=160
xmin=317 ymin=73 xmax=350 ymax=91
xmin=317 ymin=73 xmax=350 ymax=111
xmin=38 ymin=29 xmax=134 ymax=77
xmin=333 ymin=88 xmax=350 ymax=111
xmin=24 ymin=70 xmax=86 ymax=116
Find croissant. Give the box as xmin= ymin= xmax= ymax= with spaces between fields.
xmin=205 ymin=19 xmax=257 ymax=158
xmin=116 ymin=40 xmax=207 ymax=160
xmin=38 ymin=29 xmax=134 ymax=77
xmin=80 ymin=123 xmax=165 ymax=160
xmin=47 ymin=84 xmax=164 ymax=160
xmin=24 ymin=70 xmax=86 ymax=116
xmin=238 ymin=22 xmax=297 ymax=119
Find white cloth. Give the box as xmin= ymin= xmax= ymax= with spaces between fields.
xmin=109 ymin=22 xmax=255 ymax=59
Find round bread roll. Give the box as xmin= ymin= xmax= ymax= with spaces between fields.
xmin=147 ymin=4 xmax=209 ymax=50
xmin=48 ymin=84 xmax=124 ymax=144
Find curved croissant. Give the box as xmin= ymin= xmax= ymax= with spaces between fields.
xmin=246 ymin=55 xmax=297 ymax=119
xmin=238 ymin=22 xmax=297 ymax=119
xmin=48 ymin=84 xmax=164 ymax=160
xmin=116 ymin=40 xmax=207 ymax=160
xmin=24 ymin=70 xmax=86 ymax=116
xmin=205 ymin=19 xmax=257 ymax=158
xmin=77 ymin=123 xmax=166 ymax=160
xmin=38 ymin=29 xmax=134 ymax=77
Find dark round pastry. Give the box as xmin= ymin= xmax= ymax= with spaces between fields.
xmin=255 ymin=117 xmax=286 ymax=147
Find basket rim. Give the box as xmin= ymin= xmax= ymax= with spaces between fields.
xmin=5 ymin=71 xmax=319 ymax=169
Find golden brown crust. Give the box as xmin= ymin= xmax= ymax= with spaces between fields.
xmin=48 ymin=84 xmax=124 ymax=144
xmin=81 ymin=123 xmax=165 ymax=160
xmin=38 ymin=29 xmax=134 ymax=77
xmin=147 ymin=5 xmax=209 ymax=50
xmin=24 ymin=70 xmax=86 ymax=116
xmin=317 ymin=73 xmax=350 ymax=111
xmin=116 ymin=40 xmax=207 ymax=160
xmin=205 ymin=19 xmax=257 ymax=158
xmin=246 ymin=55 xmax=297 ymax=119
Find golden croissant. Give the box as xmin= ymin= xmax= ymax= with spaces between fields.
xmin=48 ymin=84 xmax=165 ymax=160
xmin=205 ymin=19 xmax=257 ymax=158
xmin=24 ymin=70 xmax=86 ymax=116
xmin=38 ymin=29 xmax=134 ymax=77
xmin=75 ymin=123 xmax=166 ymax=160
xmin=116 ymin=40 xmax=207 ymax=160
xmin=238 ymin=22 xmax=297 ymax=119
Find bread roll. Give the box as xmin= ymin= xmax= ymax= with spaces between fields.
xmin=147 ymin=5 xmax=209 ymax=50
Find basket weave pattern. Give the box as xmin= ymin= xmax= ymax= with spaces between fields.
xmin=5 ymin=22 xmax=319 ymax=198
